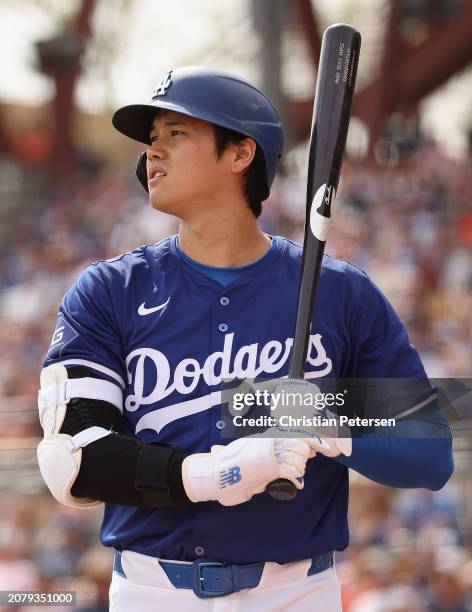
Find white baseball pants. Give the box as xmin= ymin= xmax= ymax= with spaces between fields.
xmin=109 ymin=549 xmax=342 ymax=611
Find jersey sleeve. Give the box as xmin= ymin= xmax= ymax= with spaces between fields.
xmin=345 ymin=266 xmax=437 ymax=421
xmin=44 ymin=263 xmax=125 ymax=390
xmin=348 ymin=268 xmax=425 ymax=378
xmin=337 ymin=266 xmax=453 ymax=490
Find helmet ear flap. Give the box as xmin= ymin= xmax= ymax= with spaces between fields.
xmin=136 ymin=151 xmax=148 ymax=193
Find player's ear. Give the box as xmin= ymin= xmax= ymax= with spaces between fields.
xmin=231 ymin=138 xmax=257 ymax=174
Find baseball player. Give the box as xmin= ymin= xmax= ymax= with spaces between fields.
xmin=37 ymin=67 xmax=453 ymax=611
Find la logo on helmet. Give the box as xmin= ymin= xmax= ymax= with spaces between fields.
xmin=152 ymin=70 xmax=173 ymax=98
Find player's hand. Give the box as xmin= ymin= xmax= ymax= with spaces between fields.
xmin=303 ymin=434 xmax=351 ymax=458
xmin=181 ymin=437 xmax=310 ymax=506
xmin=263 ymin=378 xmax=352 ymax=459
xmin=259 ymin=424 xmax=351 ymax=459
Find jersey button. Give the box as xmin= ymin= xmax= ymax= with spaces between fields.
xmin=220 ymin=296 xmax=230 ymax=306
xmin=216 ymin=420 xmax=226 ymax=430
xmin=195 ymin=546 xmax=205 ymax=556
xmin=218 ymin=323 xmax=228 ymax=332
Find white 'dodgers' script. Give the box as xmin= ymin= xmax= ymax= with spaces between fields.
xmin=126 ymin=332 xmax=332 ymax=434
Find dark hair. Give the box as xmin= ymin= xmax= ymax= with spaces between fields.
xmin=213 ymin=125 xmax=267 ymax=218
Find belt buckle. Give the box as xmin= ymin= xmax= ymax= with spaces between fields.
xmin=191 ymin=559 xmax=229 ymax=599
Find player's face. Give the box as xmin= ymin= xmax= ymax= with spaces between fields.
xmin=146 ymin=110 xmax=230 ymax=218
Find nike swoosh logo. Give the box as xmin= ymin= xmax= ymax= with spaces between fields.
xmin=138 ymin=297 xmax=170 ymax=316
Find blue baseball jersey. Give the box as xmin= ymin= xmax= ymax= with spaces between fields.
xmin=44 ymin=235 xmax=432 ymax=563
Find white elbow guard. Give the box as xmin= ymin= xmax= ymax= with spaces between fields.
xmin=37 ymin=364 xmax=120 ymax=508
xmin=37 ymin=428 xmax=110 ymax=508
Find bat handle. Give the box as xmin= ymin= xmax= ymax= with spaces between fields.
xmin=265 ymin=478 xmax=298 ymax=500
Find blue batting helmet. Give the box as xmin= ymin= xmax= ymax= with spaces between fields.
xmin=112 ymin=66 xmax=284 ymax=200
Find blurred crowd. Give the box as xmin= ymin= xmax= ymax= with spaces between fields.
xmin=0 ymin=139 xmax=471 ymax=610
xmin=341 ymin=475 xmax=471 ymax=611
xmin=267 ymin=143 xmax=472 ymax=379
xmin=0 ymin=496 xmax=111 ymax=611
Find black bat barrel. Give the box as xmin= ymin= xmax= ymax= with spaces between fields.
xmin=266 ymin=24 xmax=361 ymax=501
xmin=291 ymin=23 xmax=361 ymax=379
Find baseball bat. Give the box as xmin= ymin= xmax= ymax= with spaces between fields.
xmin=266 ymin=23 xmax=361 ymax=500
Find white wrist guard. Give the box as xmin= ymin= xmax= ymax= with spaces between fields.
xmin=37 ymin=364 xmax=116 ymax=508
xmin=181 ymin=437 xmax=310 ymax=507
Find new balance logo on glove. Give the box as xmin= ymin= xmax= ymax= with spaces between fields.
xmin=219 ymin=466 xmax=242 ymax=488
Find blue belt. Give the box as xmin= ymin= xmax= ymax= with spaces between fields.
xmin=114 ymin=550 xmax=334 ymax=599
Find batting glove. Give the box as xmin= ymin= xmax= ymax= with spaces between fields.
xmin=181 ymin=437 xmax=310 ymax=506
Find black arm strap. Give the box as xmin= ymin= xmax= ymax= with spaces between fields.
xmin=70 ymin=433 xmax=190 ymax=507
xmin=60 ymin=366 xmax=191 ymax=507
xmin=136 ymin=443 xmax=184 ymax=506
